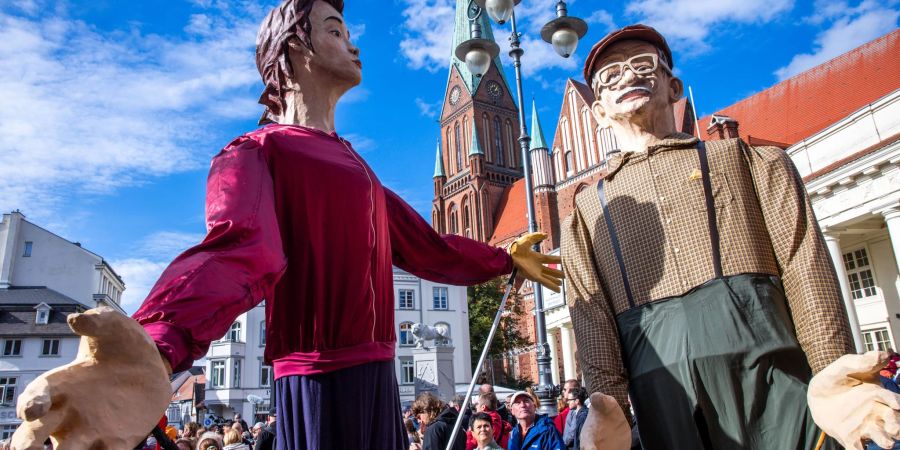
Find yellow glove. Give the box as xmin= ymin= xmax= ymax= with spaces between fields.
xmin=808 ymin=351 xmax=900 ymax=450
xmin=509 ymin=232 xmax=563 ymax=293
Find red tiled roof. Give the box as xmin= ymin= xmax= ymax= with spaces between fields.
xmin=489 ymin=178 xmax=528 ymax=246
xmin=700 ymin=30 xmax=900 ymax=146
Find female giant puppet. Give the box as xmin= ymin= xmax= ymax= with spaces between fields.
xmin=10 ymin=1 xmax=564 ymax=449
xmin=565 ymin=25 xmax=900 ymax=450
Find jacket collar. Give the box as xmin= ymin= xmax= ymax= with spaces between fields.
xmin=606 ymin=133 xmax=699 ymax=180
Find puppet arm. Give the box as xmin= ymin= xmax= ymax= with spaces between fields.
xmin=561 ymin=207 xmax=631 ymax=425
xmin=385 ymin=188 xmax=560 ymax=291
xmin=746 ymin=144 xmax=855 ymax=373
xmin=134 ymin=136 xmax=287 ymax=371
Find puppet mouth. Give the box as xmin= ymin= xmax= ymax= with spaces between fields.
xmin=616 ymin=86 xmax=652 ymax=103
xmin=353 ymin=60 xmax=362 ymax=69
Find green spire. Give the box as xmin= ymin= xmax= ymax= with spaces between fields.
xmin=433 ymin=138 xmax=445 ymax=178
xmin=451 ymin=0 xmax=510 ymax=95
xmin=469 ymin=127 xmax=484 ymax=156
xmin=530 ymin=99 xmax=548 ymax=150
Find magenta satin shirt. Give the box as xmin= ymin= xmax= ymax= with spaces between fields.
xmin=133 ymin=124 xmax=512 ymax=377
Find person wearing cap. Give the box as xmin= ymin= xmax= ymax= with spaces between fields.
xmin=506 ymin=391 xmax=565 ymax=450
xmin=562 ymin=23 xmax=898 ymax=450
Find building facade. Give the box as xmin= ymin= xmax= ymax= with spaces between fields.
xmin=202 ymin=268 xmax=472 ymax=423
xmin=0 ymin=211 xmax=126 ymax=438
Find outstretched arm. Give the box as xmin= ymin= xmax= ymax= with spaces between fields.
xmin=133 ymin=136 xmax=287 ymax=372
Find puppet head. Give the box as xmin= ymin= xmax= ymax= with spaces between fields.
xmin=583 ymin=25 xmax=683 ymax=133
xmin=256 ymin=0 xmax=359 ymax=124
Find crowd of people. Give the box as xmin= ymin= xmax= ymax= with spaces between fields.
xmin=403 ymin=381 xmax=625 ymax=450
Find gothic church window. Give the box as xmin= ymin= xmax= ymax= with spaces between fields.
xmin=494 ymin=116 xmax=504 ymax=166
xmin=455 ymin=122 xmax=462 ymax=173
xmin=505 ymin=120 xmax=515 ymax=167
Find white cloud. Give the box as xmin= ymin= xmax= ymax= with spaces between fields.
xmin=415 ymin=97 xmax=440 ymax=118
xmin=0 ymin=2 xmax=270 ymax=220
xmin=498 ymin=31 xmax=581 ymax=78
xmin=343 ymin=133 xmax=377 ymax=153
xmin=398 ymin=0 xmax=456 ymax=73
xmin=775 ymin=1 xmax=899 ymax=80
xmin=587 ymin=10 xmax=618 ymax=33
xmin=624 ymin=0 xmax=795 ymax=52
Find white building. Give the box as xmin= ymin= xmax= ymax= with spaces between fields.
xmin=790 ymin=89 xmax=900 ymax=352
xmin=202 ymin=267 xmax=472 ymax=424
xmin=0 ymin=211 xmax=126 ymax=439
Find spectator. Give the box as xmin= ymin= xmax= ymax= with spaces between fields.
xmin=232 ymin=422 xmax=252 ymax=446
xmin=554 ymin=380 xmax=580 ymax=435
xmin=451 ymin=394 xmax=473 ymax=431
xmin=507 ymin=391 xmax=565 ymax=450
xmin=411 ymin=392 xmax=465 ymax=450
xmin=480 ymin=383 xmax=514 ymax=426
xmin=223 ymin=429 xmax=249 ymax=450
xmin=466 ymin=392 xmax=511 ymax=450
xmin=470 ymin=412 xmax=503 ymax=450
xmin=405 ymin=419 xmax=421 ymax=447
xmin=251 ymin=422 xmax=264 ymax=443
xmin=196 ymin=432 xmax=224 ymax=450
xmin=233 ymin=414 xmax=249 ymax=436
xmin=183 ymin=422 xmax=200 ymax=440
xmin=253 ymin=409 xmax=276 ymax=450
xmin=175 ymin=438 xmax=194 ymax=450
xmin=563 ymin=387 xmax=589 ymax=449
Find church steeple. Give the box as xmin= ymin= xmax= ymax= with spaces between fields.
xmin=530 ymin=99 xmax=549 ymax=151
xmin=451 ymin=0 xmax=509 ymax=95
xmin=433 ymin=138 xmax=446 ymax=178
xmin=530 ymin=101 xmax=554 ymax=191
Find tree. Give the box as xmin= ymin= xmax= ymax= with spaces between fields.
xmin=468 ymin=277 xmax=533 ymax=389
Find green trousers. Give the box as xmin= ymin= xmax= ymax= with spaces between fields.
xmin=616 ymin=274 xmax=838 ymax=450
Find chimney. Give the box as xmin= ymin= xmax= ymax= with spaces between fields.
xmin=706 ymin=114 xmax=740 ymax=140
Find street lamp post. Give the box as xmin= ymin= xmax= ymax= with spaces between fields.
xmin=457 ymin=0 xmax=587 ymax=416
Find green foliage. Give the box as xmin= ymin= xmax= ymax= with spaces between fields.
xmin=467 ymin=277 xmax=533 ymax=386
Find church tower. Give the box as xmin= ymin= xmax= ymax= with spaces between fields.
xmin=431 ymin=0 xmax=522 ymax=242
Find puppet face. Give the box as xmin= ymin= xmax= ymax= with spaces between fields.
xmin=294 ymin=0 xmax=361 ymax=88
xmin=590 ymin=40 xmax=681 ymax=126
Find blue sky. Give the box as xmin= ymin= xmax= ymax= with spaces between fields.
xmin=1 ymin=0 xmax=897 ymax=312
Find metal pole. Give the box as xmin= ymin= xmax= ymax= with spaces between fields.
xmin=445 ymin=268 xmax=519 ymax=450
xmin=508 ymin=10 xmax=558 ymax=417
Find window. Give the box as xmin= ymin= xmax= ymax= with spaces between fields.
xmin=23 ymin=241 xmax=33 ymax=257
xmin=41 ymin=339 xmax=59 ymax=356
xmin=399 ymin=322 xmax=415 ymax=346
xmin=449 ymin=204 xmax=458 ymax=235
xmin=260 ymin=364 xmax=272 ymax=388
xmin=233 ymin=360 xmax=242 ymax=388
xmin=483 ymin=114 xmax=491 ymax=162
xmin=3 ymin=339 xmax=21 ymax=357
xmin=400 ymin=358 xmax=414 ymax=385
xmin=211 ymin=360 xmax=225 ymax=388
xmin=1 ymin=424 xmax=17 ymax=440
xmin=433 ymin=287 xmax=449 ymax=310
xmin=227 ymin=321 xmax=242 ymax=342
xmin=844 ymin=248 xmax=877 ymax=300
xmin=863 ymin=328 xmax=892 ymax=352
xmin=494 ymin=116 xmax=504 ymax=166
xmin=399 ymin=289 xmax=415 ymax=309
xmin=455 ymin=121 xmax=462 ymax=172
xmin=259 ymin=321 xmax=266 ymax=346
xmin=506 ymin=120 xmax=516 ymax=167
xmin=0 ymin=377 xmax=16 ymax=405
xmin=36 ymin=309 xmax=49 ymax=325
xmin=565 ymin=151 xmax=575 ymax=175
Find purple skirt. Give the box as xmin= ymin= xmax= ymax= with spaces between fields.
xmin=275 ymin=360 xmax=409 ymax=450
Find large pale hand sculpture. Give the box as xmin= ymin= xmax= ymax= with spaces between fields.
xmin=11 ymin=307 xmax=171 ymax=450
xmin=579 ymin=393 xmax=632 ymax=450
xmin=808 ymin=351 xmax=900 ymax=450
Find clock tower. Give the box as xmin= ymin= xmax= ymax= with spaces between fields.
xmin=432 ymin=0 xmax=522 ymax=242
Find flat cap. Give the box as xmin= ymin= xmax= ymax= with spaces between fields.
xmin=583 ymin=24 xmax=673 ymax=85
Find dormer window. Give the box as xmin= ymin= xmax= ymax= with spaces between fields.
xmin=34 ymin=303 xmax=51 ymax=325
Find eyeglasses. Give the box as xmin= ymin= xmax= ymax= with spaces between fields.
xmin=595 ymin=53 xmax=671 ymax=88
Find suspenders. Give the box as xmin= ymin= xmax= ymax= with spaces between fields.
xmin=597 ymin=142 xmax=723 ymax=310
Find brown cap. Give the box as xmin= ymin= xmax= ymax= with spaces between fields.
xmin=583 ymin=24 xmax=673 ymax=85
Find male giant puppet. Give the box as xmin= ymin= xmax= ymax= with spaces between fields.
xmin=564 ymin=25 xmax=900 ymax=450
xmin=10 ymin=1 xmax=564 ymax=449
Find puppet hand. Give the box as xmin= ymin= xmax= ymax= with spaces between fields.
xmin=509 ymin=232 xmax=563 ymax=292
xmin=808 ymin=351 xmax=900 ymax=450
xmin=579 ymin=393 xmax=631 ymax=450
xmin=11 ymin=308 xmax=172 ymax=450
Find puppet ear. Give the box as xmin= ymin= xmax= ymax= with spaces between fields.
xmin=668 ymin=76 xmax=684 ymax=104
xmin=590 ymin=100 xmax=610 ymax=128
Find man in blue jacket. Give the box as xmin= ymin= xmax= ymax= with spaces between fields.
xmin=507 ymin=391 xmax=566 ymax=450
